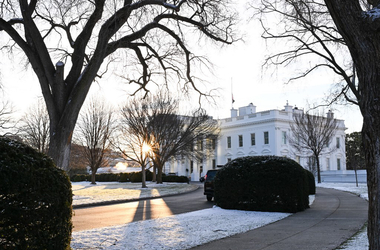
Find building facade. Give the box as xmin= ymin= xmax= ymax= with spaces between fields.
xmin=166 ymin=102 xmax=347 ymax=181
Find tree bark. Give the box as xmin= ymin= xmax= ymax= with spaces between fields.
xmin=315 ymin=155 xmax=321 ymax=183
xmin=142 ymin=164 xmax=147 ymax=188
xmin=362 ymin=109 xmax=380 ymax=250
xmin=48 ymin=121 xmax=74 ymax=172
xmin=152 ymin=165 xmax=157 ymax=182
xmin=324 ymin=1 xmax=380 ymax=248
xmin=157 ymin=165 xmax=163 ymax=184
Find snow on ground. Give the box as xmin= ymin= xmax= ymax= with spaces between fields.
xmin=70 ymin=182 xmax=368 ymax=250
xmin=317 ymin=183 xmax=369 ymax=250
xmin=71 ymin=207 xmax=291 ymax=250
xmin=72 ymin=182 xmax=198 ymax=206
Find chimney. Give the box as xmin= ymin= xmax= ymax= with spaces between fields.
xmin=327 ymin=110 xmax=334 ymax=119
xmin=284 ymin=100 xmax=293 ymax=112
xmin=231 ymin=108 xmax=238 ymax=118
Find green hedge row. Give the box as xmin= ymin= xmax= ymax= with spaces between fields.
xmin=71 ymin=170 xmax=189 ymax=183
xmin=305 ymin=169 xmax=316 ymax=195
xmin=0 ymin=137 xmax=72 ymax=250
xmin=214 ymin=156 xmax=310 ymax=213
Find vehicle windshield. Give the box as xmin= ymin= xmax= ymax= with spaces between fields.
xmin=206 ymin=170 xmax=217 ymax=181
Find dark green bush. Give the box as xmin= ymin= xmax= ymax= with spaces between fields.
xmin=70 ymin=172 xmax=135 ymax=182
xmin=0 ymin=137 xmax=72 ymax=249
xmin=214 ymin=156 xmax=309 ymax=213
xmin=119 ymin=172 xmax=130 ymax=182
xmin=162 ymin=175 xmax=189 ymax=183
xmin=71 ymin=173 xmax=89 ymax=182
xmin=95 ymin=173 xmax=118 ymax=182
xmin=130 ymin=170 xmax=153 ymax=182
xmin=305 ymin=170 xmax=316 ymax=195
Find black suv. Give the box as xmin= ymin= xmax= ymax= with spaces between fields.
xmin=204 ymin=169 xmax=218 ymax=201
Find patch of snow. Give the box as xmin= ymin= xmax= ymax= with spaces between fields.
xmin=71 ymin=206 xmax=290 ymax=249
xmin=70 ymin=182 xmax=368 ymax=250
xmin=72 ymin=182 xmax=198 ymax=206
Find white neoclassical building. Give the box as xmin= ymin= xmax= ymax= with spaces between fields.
xmin=165 ymin=102 xmax=347 ymax=181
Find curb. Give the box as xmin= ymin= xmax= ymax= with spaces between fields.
xmin=73 ymin=184 xmax=200 ymax=209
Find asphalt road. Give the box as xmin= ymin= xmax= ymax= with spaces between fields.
xmin=72 ymin=183 xmax=213 ymax=231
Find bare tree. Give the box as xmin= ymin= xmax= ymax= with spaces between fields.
xmin=119 ymin=92 xmax=219 ymax=184
xmin=0 ymin=1 xmax=237 ymax=171
xmin=255 ymin=0 xmax=380 ymax=247
xmin=75 ymin=98 xmax=115 ymax=185
xmin=150 ymin=109 xmax=219 ymax=184
xmin=289 ymin=110 xmax=338 ymax=183
xmin=68 ymin=143 xmax=88 ymax=175
xmin=18 ymin=99 xmax=50 ymax=154
xmin=0 ymin=99 xmax=14 ymax=136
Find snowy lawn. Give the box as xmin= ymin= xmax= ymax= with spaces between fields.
xmin=70 ymin=182 xmax=368 ymax=250
xmin=72 ymin=181 xmax=198 ymax=206
xmin=71 ymin=206 xmax=291 ymax=250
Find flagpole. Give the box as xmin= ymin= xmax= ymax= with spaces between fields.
xmin=231 ymin=78 xmax=235 ymax=109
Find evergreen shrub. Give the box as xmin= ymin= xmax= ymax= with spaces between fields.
xmin=162 ymin=175 xmax=189 ymax=183
xmin=214 ymin=156 xmax=309 ymax=213
xmin=119 ymin=172 xmax=130 ymax=182
xmin=305 ymin=170 xmax=316 ymax=195
xmin=130 ymin=170 xmax=153 ymax=182
xmin=0 ymin=137 xmax=72 ymax=249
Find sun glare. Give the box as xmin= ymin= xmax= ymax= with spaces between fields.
xmin=142 ymin=142 xmax=152 ymax=155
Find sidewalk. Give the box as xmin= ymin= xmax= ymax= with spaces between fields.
xmin=191 ymin=188 xmax=368 ymax=250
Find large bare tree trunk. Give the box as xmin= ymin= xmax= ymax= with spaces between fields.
xmin=362 ymin=107 xmax=380 ymax=250
xmin=323 ymin=1 xmax=380 ymax=248
xmin=157 ymin=165 xmax=163 ymax=184
xmin=48 ymin=121 xmax=75 ymax=172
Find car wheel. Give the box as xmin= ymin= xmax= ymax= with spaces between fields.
xmin=207 ymin=195 xmax=213 ymax=201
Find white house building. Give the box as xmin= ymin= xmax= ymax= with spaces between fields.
xmin=166 ymin=102 xmax=347 ymax=181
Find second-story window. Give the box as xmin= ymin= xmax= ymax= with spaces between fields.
xmin=264 ymin=131 xmax=269 ymax=144
xmin=238 ymin=135 xmax=243 ymax=147
xmin=251 ymin=133 xmax=256 ymax=146
xmin=198 ymin=140 xmax=203 ymax=151
xmin=282 ymin=131 xmax=287 ymax=145
xmin=336 ymin=137 xmax=340 ymax=148
xmin=227 ymin=136 xmax=231 ymax=148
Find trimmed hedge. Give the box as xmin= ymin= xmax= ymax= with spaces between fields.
xmin=0 ymin=137 xmax=72 ymax=249
xmin=129 ymin=170 xmax=153 ymax=182
xmin=70 ymin=171 xmax=189 ymax=183
xmin=214 ymin=156 xmax=309 ymax=213
xmin=305 ymin=170 xmax=316 ymax=195
xmin=70 ymin=172 xmax=130 ymax=182
xmin=162 ymin=175 xmax=190 ymax=183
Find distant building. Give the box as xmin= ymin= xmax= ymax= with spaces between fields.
xmin=166 ymin=102 xmax=346 ymax=181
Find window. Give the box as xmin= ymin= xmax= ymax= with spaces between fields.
xmin=336 ymin=137 xmax=340 ymax=149
xmin=227 ymin=136 xmax=231 ymax=148
xmin=326 ymin=158 xmax=330 ymax=171
xmin=212 ymin=139 xmax=216 ymax=150
xmin=238 ymin=135 xmax=243 ymax=147
xmin=337 ymin=158 xmax=341 ymax=170
xmin=251 ymin=133 xmax=256 ymax=146
xmin=190 ymin=161 xmax=194 ymax=173
xmin=198 ymin=140 xmax=203 ymax=151
xmin=282 ymin=131 xmax=287 ymax=145
xmin=295 ymin=156 xmax=300 ymax=164
xmin=212 ymin=159 xmax=216 ymax=169
xmin=227 ymin=158 xmax=232 ymax=162
xmin=264 ymin=131 xmax=269 ymax=144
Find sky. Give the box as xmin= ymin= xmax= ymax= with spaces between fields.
xmin=0 ymin=1 xmax=363 ymax=133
